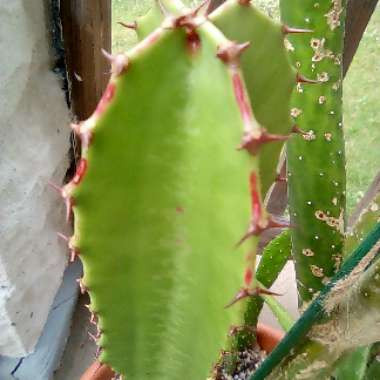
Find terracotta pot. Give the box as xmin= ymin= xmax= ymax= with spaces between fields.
xmin=81 ymin=324 xmax=284 ymax=380
xmin=80 ymin=361 xmax=115 ymax=380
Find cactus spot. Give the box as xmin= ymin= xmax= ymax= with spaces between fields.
xmin=296 ymin=61 xmax=301 ymax=68
xmin=332 ymin=254 xmax=342 ymax=270
xmin=298 ymin=155 xmax=303 ymax=161
xmin=329 ymin=110 xmax=335 ymax=115
xmin=310 ymin=265 xmax=324 ymax=278
xmin=307 ymin=201 xmax=312 ymax=205
xmin=332 ymin=197 xmax=338 ymax=206
xmin=291 ymin=108 xmax=302 ymax=118
xmin=305 ymin=17 xmax=311 ymax=23
xmin=310 ymin=38 xmax=334 ymax=62
xmin=317 ymin=72 xmax=329 ymax=82
xmin=318 ymin=96 xmax=326 ymax=104
xmin=325 ymin=0 xmax=343 ymax=31
xmin=319 ymin=172 xmax=324 ymax=176
xmin=314 ymin=2 xmax=320 ymax=7
xmin=296 ymin=83 xmax=304 ymax=93
xmin=302 ymin=130 xmax=316 ymax=141
xmin=324 ymin=132 xmax=332 ymax=141
xmin=315 ymin=235 xmax=319 ymax=240
xmin=315 ymin=209 xmax=344 ymax=233
xmin=284 ymin=38 xmax=295 ymax=52
xmin=302 ymin=248 xmax=315 ymax=257
xmin=370 ymin=202 xmax=379 ymax=212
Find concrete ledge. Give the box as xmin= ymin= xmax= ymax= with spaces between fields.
xmin=0 ymin=261 xmax=81 ymax=380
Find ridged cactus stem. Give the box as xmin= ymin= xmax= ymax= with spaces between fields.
xmin=280 ymin=0 xmax=347 ymax=303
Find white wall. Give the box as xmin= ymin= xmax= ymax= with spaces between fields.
xmin=0 ymin=0 xmax=71 ymax=356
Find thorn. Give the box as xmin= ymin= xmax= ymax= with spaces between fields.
xmin=238 ymin=128 xmax=289 ymax=155
xmin=57 ymin=232 xmax=69 ymax=243
xmin=48 ymin=181 xmax=62 ymax=193
xmin=192 ymin=0 xmax=211 ymax=16
xmin=296 ymin=72 xmax=319 ymax=84
xmin=291 ymin=124 xmax=307 ymax=135
xmin=118 ymin=21 xmax=137 ymax=30
xmin=72 ymin=158 xmax=87 ymax=185
xmin=90 ymin=312 xmax=97 ymax=325
xmin=101 ymin=48 xmax=114 ymax=63
xmin=225 ymin=287 xmax=281 ymax=308
xmin=76 ymin=278 xmax=87 ymax=294
xmin=95 ymin=346 xmax=102 ymax=359
xmin=216 ymin=41 xmax=251 ymax=65
xmin=236 ymin=215 xmax=292 ymax=247
xmin=282 ymin=25 xmax=313 ymax=34
xmin=88 ymin=332 xmax=98 ymax=343
xmin=101 ymin=50 xmax=129 ymax=76
xmin=238 ymin=0 xmax=251 ymax=5
xmin=156 ymin=0 xmax=171 ymax=17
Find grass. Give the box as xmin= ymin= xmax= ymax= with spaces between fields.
xmin=111 ymin=0 xmax=380 ymax=213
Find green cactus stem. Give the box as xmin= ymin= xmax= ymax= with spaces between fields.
xmin=250 ymin=222 xmax=380 ymax=380
xmin=58 ymin=2 xmax=293 ymax=377
xmin=243 ymin=230 xmax=291 ymax=328
xmin=280 ymin=0 xmax=347 ymax=302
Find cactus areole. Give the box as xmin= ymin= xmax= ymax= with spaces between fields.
xmin=54 ymin=0 xmax=325 ymax=378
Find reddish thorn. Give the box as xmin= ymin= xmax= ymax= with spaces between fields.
xmin=217 ymin=41 xmax=251 ymax=64
xmin=291 ymin=124 xmax=307 ymax=135
xmin=156 ymin=0 xmax=171 ymax=17
xmin=90 ymin=312 xmax=97 ymax=325
xmin=48 ymin=181 xmax=62 ymax=193
xmin=238 ymin=128 xmax=289 ymax=155
xmin=225 ymin=287 xmax=282 ymax=308
xmin=95 ymin=346 xmax=102 ymax=359
xmin=88 ymin=332 xmax=98 ymax=343
xmin=236 ymin=215 xmax=292 ymax=247
xmin=257 ymin=288 xmax=283 ymax=297
xmin=225 ymin=288 xmax=252 ymax=308
xmin=118 ymin=21 xmax=137 ymax=30
xmin=192 ymin=0 xmax=212 ymax=16
xmin=296 ymin=72 xmax=319 ymax=84
xmin=282 ymin=25 xmax=313 ymax=34
xmin=238 ymin=0 xmax=251 ymax=5
xmin=70 ymin=248 xmax=79 ymax=263
xmin=76 ymin=278 xmax=87 ymax=294
xmin=101 ymin=48 xmax=114 ymax=63
xmin=57 ymin=232 xmax=69 ymax=242
xmin=176 ymin=207 xmax=184 ymax=213
xmin=72 ymin=158 xmax=87 ymax=185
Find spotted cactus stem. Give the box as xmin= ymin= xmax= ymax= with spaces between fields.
xmin=280 ymin=0 xmax=347 ymax=302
